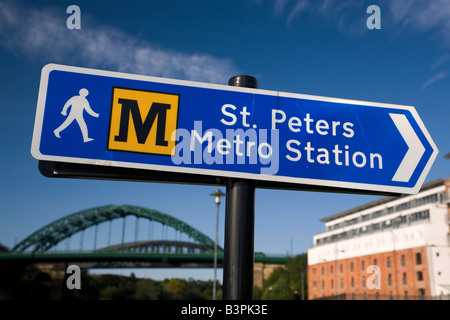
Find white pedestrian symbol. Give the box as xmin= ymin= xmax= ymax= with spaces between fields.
xmin=54 ymin=88 xmax=99 ymax=142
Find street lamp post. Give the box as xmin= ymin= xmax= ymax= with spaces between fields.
xmin=210 ymin=189 xmax=225 ymax=300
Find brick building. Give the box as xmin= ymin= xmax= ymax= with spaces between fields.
xmin=308 ymin=178 xmax=450 ymax=300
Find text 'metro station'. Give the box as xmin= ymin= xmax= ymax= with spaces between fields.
xmin=32 ymin=64 xmax=438 ymax=195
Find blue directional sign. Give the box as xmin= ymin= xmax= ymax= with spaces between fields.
xmin=32 ymin=64 xmax=438 ymax=194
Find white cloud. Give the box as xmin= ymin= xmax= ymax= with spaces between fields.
xmin=274 ymin=0 xmax=289 ymax=15
xmin=431 ymin=54 xmax=450 ymax=70
xmin=287 ymin=0 xmax=310 ymax=24
xmin=269 ymin=0 xmax=450 ymax=44
xmin=421 ymin=72 xmax=449 ymax=91
xmin=267 ymin=0 xmax=450 ymax=90
xmin=0 ymin=1 xmax=238 ymax=84
xmin=387 ymin=0 xmax=450 ymax=43
xmin=385 ymin=1 xmax=450 ymax=90
xmin=388 ymin=1 xmax=450 ymax=27
xmin=269 ymin=0 xmax=367 ymax=35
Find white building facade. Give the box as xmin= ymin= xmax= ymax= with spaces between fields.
xmin=308 ymin=178 xmax=450 ymax=300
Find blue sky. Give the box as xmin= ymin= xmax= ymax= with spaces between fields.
xmin=0 ymin=0 xmax=449 ymax=281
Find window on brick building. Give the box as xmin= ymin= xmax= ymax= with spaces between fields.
xmin=387 ymin=257 xmax=391 ymax=268
xmin=350 ymin=262 xmax=354 ymax=272
xmin=340 ymin=263 xmax=343 ymax=273
xmin=416 ymin=252 xmax=422 ymax=265
xmin=418 ymin=289 xmax=425 ymax=299
xmin=388 ymin=274 xmax=392 ymax=286
xmin=362 ymin=276 xmax=365 ymax=288
xmin=362 ymin=261 xmax=365 ymax=271
xmin=331 ymin=279 xmax=334 ymax=289
xmin=417 ymin=271 xmax=423 ymax=281
xmin=403 ymin=273 xmax=407 ymax=285
xmin=351 ymin=277 xmax=354 ymax=288
xmin=330 ymin=265 xmax=333 ymax=274
xmin=401 ymin=255 xmax=405 ymax=267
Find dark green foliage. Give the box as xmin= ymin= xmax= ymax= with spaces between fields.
xmin=64 ymin=254 xmax=307 ymax=300
xmin=260 ymin=253 xmax=308 ymax=300
xmin=65 ymin=273 xmax=222 ymax=300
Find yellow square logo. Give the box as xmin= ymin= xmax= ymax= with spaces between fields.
xmin=107 ymin=87 xmax=179 ymax=156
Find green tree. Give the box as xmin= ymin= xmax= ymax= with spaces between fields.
xmin=260 ymin=253 xmax=308 ymax=300
xmin=253 ymin=285 xmax=263 ymax=300
xmin=133 ymin=279 xmax=161 ymax=300
xmin=165 ymin=278 xmax=190 ymax=300
xmin=286 ymin=253 xmax=308 ymax=300
xmin=99 ymin=285 xmax=121 ymax=300
xmin=262 ymin=267 xmax=293 ymax=300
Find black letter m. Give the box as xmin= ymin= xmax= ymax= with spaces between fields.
xmin=114 ymin=99 xmax=171 ymax=146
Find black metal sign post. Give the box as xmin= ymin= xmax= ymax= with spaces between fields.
xmin=222 ymin=76 xmax=258 ymax=300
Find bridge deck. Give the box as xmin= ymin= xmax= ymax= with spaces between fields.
xmin=0 ymin=251 xmax=288 ymax=269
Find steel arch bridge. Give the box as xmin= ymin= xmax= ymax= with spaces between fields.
xmin=12 ymin=204 xmax=218 ymax=254
xmin=3 ymin=204 xmax=287 ymax=268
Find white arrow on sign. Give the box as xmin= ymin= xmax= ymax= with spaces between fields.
xmin=390 ymin=113 xmax=426 ymax=183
